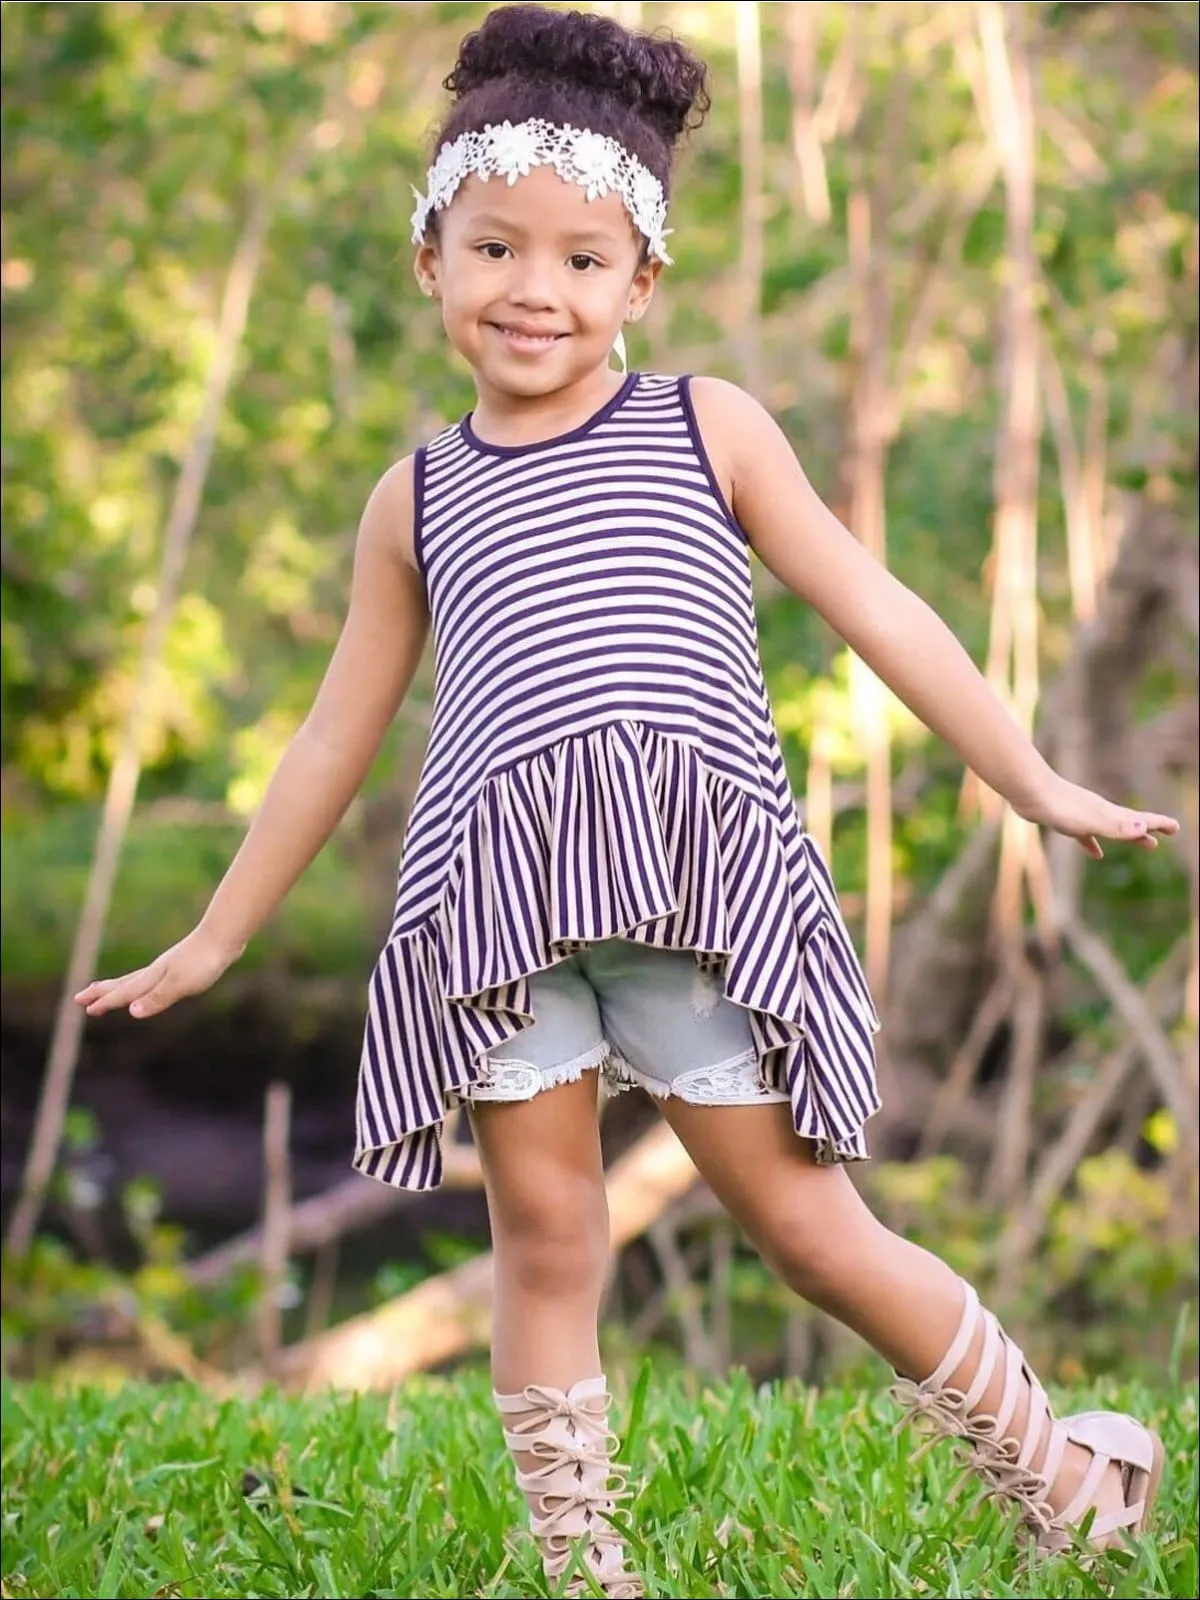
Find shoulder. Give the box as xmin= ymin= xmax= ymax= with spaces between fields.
xmin=684 ymin=376 xmax=794 ymax=491
xmin=685 ymin=376 xmax=782 ymax=450
xmin=359 ymin=455 xmax=420 ymax=573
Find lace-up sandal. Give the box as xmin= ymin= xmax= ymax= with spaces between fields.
xmin=890 ymin=1282 xmax=1164 ymax=1553
xmin=494 ymin=1376 xmax=643 ymax=1598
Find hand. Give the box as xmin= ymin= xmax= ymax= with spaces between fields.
xmin=1014 ymin=773 xmax=1180 ymax=861
xmin=74 ymin=925 xmax=243 ymax=1020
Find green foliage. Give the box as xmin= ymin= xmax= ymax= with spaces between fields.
xmin=0 ymin=1161 xmax=265 ymax=1380
xmin=2 ymin=3 xmax=1195 ymax=990
xmin=1 ymin=1369 xmax=1197 ymax=1597
xmin=0 ymin=799 xmax=380 ymax=982
xmin=1 ymin=0 xmax=1195 ymax=1353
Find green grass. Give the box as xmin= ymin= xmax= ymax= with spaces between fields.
xmin=1 ymin=1368 xmax=1196 ymax=1598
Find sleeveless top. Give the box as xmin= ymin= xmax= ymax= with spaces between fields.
xmin=353 ymin=373 xmax=881 ymax=1190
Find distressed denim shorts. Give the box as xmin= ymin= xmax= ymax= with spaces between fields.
xmin=464 ymin=939 xmax=789 ymax=1107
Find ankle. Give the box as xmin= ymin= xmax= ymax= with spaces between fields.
xmin=492 ymin=1376 xmax=642 ymax=1596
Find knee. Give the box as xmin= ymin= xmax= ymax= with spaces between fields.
xmin=491 ymin=1173 xmax=610 ymax=1301
xmin=754 ymin=1202 xmax=878 ymax=1305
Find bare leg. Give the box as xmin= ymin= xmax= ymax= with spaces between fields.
xmin=470 ymin=1072 xmax=640 ymax=1597
xmin=654 ymin=1099 xmax=1130 ymax=1533
xmin=470 ymin=1070 xmax=610 ymax=1395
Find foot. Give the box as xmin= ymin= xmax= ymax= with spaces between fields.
xmin=1049 ymin=1440 xmax=1129 ymax=1547
xmin=891 ymin=1283 xmax=1165 ymax=1553
xmin=494 ymin=1377 xmax=643 ymax=1596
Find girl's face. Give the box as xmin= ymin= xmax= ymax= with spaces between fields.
xmin=415 ymin=165 xmax=660 ymax=400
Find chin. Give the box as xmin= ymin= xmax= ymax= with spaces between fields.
xmin=483 ymin=356 xmax=595 ymax=396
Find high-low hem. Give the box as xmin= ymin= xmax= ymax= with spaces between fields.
xmin=354 ymin=721 xmax=881 ymax=1192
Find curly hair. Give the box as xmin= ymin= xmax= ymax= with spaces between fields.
xmin=433 ymin=4 xmax=710 ymax=197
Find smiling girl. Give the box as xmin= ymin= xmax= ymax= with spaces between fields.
xmin=77 ymin=6 xmax=1177 ymax=1594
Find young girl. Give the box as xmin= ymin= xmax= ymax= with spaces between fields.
xmin=78 ymin=7 xmax=1177 ymax=1595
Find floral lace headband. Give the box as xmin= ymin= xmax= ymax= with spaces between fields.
xmin=410 ymin=118 xmax=673 ymax=264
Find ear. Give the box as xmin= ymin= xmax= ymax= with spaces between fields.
xmin=626 ymin=255 xmax=662 ymax=325
xmin=413 ymin=241 xmax=441 ymax=300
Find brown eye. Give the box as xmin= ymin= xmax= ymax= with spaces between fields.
xmin=569 ymin=253 xmax=599 ymax=272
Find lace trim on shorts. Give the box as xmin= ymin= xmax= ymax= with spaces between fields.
xmin=611 ymin=1048 xmax=790 ymax=1105
xmin=464 ymin=1041 xmax=610 ymax=1103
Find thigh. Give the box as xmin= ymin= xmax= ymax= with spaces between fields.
xmin=469 ymin=1071 xmax=607 ymax=1236
xmin=653 ymin=1096 xmax=876 ymax=1260
xmin=468 ymin=958 xmax=609 ymax=1237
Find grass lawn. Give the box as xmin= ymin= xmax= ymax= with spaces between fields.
xmin=1 ymin=1366 xmax=1196 ymax=1598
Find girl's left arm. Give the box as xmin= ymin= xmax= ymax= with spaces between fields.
xmin=690 ymin=377 xmax=1178 ymax=858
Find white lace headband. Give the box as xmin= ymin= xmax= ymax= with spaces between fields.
xmin=410 ymin=118 xmax=673 ymax=264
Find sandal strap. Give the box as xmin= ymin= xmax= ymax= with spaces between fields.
xmin=890 ymin=1280 xmax=1161 ymax=1553
xmin=494 ymin=1377 xmax=642 ymax=1596
xmin=924 ymin=1281 xmax=981 ymax=1389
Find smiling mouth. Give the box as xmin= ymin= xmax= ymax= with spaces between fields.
xmin=489 ymin=324 xmax=568 ymax=350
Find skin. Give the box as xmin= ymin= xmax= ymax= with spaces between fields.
xmin=413 ymin=165 xmax=660 ymax=445
xmin=77 ymin=160 xmax=1177 ymax=1539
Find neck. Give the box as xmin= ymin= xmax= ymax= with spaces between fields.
xmin=470 ymin=365 xmax=627 ymax=448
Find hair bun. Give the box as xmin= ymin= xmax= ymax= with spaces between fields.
xmin=445 ymin=4 xmax=708 ymax=146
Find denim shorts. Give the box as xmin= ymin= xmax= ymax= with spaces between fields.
xmin=462 ymin=939 xmax=790 ymax=1107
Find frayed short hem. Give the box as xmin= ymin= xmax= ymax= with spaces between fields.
xmin=609 ymin=1047 xmax=792 ymax=1107
xmin=455 ymin=1042 xmax=792 ymax=1110
xmin=457 ymin=1040 xmax=610 ymax=1104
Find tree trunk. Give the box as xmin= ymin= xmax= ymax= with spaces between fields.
xmin=5 ymin=176 xmax=285 ymax=1258
xmin=736 ymin=1 xmax=765 ymax=395
xmin=845 ymin=50 xmax=906 ymax=1009
xmin=975 ymin=0 xmax=1045 ymax=965
xmin=784 ymin=4 xmax=832 ymax=226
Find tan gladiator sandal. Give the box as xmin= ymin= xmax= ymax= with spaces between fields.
xmin=494 ymin=1376 xmax=643 ymax=1598
xmin=890 ymin=1282 xmax=1165 ymax=1553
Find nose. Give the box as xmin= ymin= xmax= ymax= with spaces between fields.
xmin=508 ymin=259 xmax=559 ymax=311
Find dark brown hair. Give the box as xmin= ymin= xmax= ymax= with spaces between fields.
xmin=433 ymin=4 xmax=709 ymax=200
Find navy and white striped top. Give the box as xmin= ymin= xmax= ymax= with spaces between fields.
xmin=354 ymin=373 xmax=881 ymax=1191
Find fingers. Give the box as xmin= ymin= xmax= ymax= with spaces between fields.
xmin=1072 ymin=799 xmax=1178 ymax=860
xmin=75 ymin=963 xmax=165 ymax=1018
xmin=127 ymin=975 xmax=182 ymax=1019
xmin=1110 ymin=808 xmax=1179 ymax=846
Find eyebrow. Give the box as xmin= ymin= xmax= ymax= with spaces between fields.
xmin=463 ymin=213 xmax=624 ymax=245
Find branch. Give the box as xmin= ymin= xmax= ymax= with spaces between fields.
xmin=916 ymin=968 xmax=1014 ymax=1156
xmin=647 ymin=1215 xmax=716 ymax=1372
xmin=996 ymin=938 xmax=1190 ymax=1290
xmin=257 ymin=1083 xmax=292 ymax=1373
xmin=186 ymin=1121 xmax=482 ymax=1286
xmin=5 ymin=166 xmax=288 ymax=1259
xmin=1060 ymin=915 xmax=1199 ymax=1149
xmin=270 ymin=1122 xmax=699 ymax=1391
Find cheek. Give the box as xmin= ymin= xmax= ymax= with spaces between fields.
xmin=439 ymin=275 xmax=493 ymax=332
xmin=582 ymin=278 xmax=635 ymax=326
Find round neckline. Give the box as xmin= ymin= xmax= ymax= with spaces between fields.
xmin=459 ymin=372 xmax=639 ymax=458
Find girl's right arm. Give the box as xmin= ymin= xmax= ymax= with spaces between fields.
xmin=75 ymin=458 xmax=428 ymax=1020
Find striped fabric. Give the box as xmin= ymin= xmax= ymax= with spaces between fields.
xmin=354 ymin=373 xmax=881 ymax=1190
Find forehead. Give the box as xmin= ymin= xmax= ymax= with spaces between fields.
xmin=443 ymin=166 xmax=635 ymax=243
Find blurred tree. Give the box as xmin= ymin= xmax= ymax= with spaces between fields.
xmin=0 ymin=4 xmax=1195 ymax=1291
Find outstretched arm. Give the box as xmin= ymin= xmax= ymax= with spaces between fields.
xmin=76 ymin=458 xmax=429 ymax=1018
xmin=690 ymin=377 xmax=1178 ymax=858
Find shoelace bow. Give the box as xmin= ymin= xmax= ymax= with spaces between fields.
xmin=890 ymin=1380 xmax=1057 ymax=1530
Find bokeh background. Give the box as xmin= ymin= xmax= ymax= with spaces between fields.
xmin=1 ymin=0 xmax=1197 ymax=1393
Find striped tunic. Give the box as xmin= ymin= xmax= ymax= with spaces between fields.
xmin=354 ymin=373 xmax=881 ymax=1190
